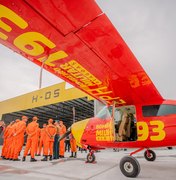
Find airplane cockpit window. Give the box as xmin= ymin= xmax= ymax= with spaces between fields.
xmin=108 ymin=107 xmax=122 ymax=123
xmin=142 ymin=105 xmax=176 ymax=117
xmin=95 ymin=106 xmax=111 ymax=120
xmin=114 ymin=109 xmax=122 ymax=124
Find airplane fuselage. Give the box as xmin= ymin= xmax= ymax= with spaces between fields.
xmin=72 ymin=99 xmax=176 ymax=150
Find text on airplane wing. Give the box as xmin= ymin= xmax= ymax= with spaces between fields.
xmin=0 ymin=0 xmax=163 ymax=105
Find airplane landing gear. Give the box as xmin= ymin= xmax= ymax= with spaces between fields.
xmin=144 ymin=149 xmax=156 ymax=161
xmin=120 ymin=156 xmax=140 ymax=178
xmin=86 ymin=151 xmax=96 ymax=163
xmin=119 ymin=148 xmax=156 ymax=177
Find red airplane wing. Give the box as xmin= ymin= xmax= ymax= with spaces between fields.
xmin=0 ymin=0 xmax=163 ymax=105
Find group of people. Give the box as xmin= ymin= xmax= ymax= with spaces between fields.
xmin=0 ymin=116 xmax=77 ymax=162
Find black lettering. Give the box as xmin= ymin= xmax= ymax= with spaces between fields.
xmin=54 ymin=89 xmax=60 ymax=98
xmin=32 ymin=95 xmax=38 ymax=103
xmin=45 ymin=91 xmax=51 ymax=99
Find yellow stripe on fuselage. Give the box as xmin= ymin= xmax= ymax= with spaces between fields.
xmin=71 ymin=119 xmax=90 ymax=147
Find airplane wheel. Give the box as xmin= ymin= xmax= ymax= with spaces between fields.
xmin=144 ymin=150 xmax=156 ymax=161
xmin=86 ymin=153 xmax=95 ymax=163
xmin=120 ymin=156 xmax=140 ymax=178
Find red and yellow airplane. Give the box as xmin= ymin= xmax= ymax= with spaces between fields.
xmin=0 ymin=0 xmax=175 ymax=178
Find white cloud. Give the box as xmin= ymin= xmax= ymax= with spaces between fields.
xmin=96 ymin=0 xmax=176 ymax=99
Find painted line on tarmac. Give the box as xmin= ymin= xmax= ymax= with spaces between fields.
xmin=51 ymin=157 xmax=86 ymax=165
xmin=86 ymin=163 xmax=119 ymax=180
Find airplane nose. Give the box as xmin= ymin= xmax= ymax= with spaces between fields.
xmin=71 ymin=119 xmax=90 ymax=147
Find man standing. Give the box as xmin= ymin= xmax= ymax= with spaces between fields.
xmin=22 ymin=116 xmax=39 ymax=162
xmin=53 ymin=121 xmax=60 ymax=159
xmin=35 ymin=126 xmax=41 ymax=155
xmin=12 ymin=116 xmax=28 ymax=161
xmin=6 ymin=120 xmax=18 ymax=160
xmin=1 ymin=121 xmax=10 ymax=159
xmin=58 ymin=120 xmax=66 ymax=158
xmin=41 ymin=119 xmax=57 ymax=161
xmin=69 ymin=133 xmax=77 ymax=158
xmin=37 ymin=123 xmax=46 ymax=156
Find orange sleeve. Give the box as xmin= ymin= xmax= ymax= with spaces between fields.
xmin=26 ymin=125 xmax=30 ymax=135
xmin=45 ymin=126 xmax=50 ymax=138
xmin=63 ymin=125 xmax=66 ymax=134
xmin=4 ymin=127 xmax=9 ymax=138
xmin=8 ymin=127 xmax=14 ymax=137
xmin=15 ymin=122 xmax=26 ymax=135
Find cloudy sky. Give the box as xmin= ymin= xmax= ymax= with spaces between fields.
xmin=0 ymin=0 xmax=176 ymax=101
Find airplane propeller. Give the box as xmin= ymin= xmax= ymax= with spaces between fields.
xmin=58 ymin=127 xmax=71 ymax=141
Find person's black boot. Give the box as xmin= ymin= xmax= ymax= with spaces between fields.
xmin=41 ymin=155 xmax=48 ymax=161
xmin=30 ymin=158 xmax=37 ymax=162
xmin=49 ymin=155 xmax=52 ymax=161
xmin=22 ymin=156 xmax=26 ymax=162
xmin=13 ymin=158 xmax=21 ymax=161
xmin=74 ymin=152 xmax=77 ymax=158
xmin=59 ymin=155 xmax=64 ymax=158
xmin=69 ymin=152 xmax=73 ymax=158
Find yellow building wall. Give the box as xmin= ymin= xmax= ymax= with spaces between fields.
xmin=0 ymin=82 xmax=93 ymax=118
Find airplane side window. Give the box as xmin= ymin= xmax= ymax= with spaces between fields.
xmin=142 ymin=105 xmax=160 ymax=117
xmin=142 ymin=105 xmax=176 ymax=117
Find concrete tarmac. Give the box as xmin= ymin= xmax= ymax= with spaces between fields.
xmin=0 ymin=147 xmax=176 ymax=180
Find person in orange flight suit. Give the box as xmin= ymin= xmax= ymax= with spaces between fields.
xmin=6 ymin=119 xmax=19 ymax=160
xmin=41 ymin=119 xmax=57 ymax=161
xmin=35 ymin=126 xmax=41 ymax=155
xmin=37 ymin=123 xmax=47 ymax=156
xmin=69 ymin=133 xmax=77 ymax=158
xmin=22 ymin=116 xmax=39 ymax=162
xmin=58 ymin=120 xmax=66 ymax=158
xmin=1 ymin=121 xmax=14 ymax=159
xmin=12 ymin=116 xmax=28 ymax=161
xmin=9 ymin=119 xmax=21 ymax=160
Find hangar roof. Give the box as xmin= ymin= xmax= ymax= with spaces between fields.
xmin=4 ymin=97 xmax=94 ymax=128
xmin=0 ymin=83 xmax=94 ymax=127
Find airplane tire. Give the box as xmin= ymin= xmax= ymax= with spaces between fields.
xmin=120 ymin=156 xmax=140 ymax=178
xmin=86 ymin=153 xmax=95 ymax=163
xmin=144 ymin=150 xmax=156 ymax=161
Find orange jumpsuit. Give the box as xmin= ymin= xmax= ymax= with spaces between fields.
xmin=70 ymin=134 xmax=77 ymax=153
xmin=35 ymin=127 xmax=41 ymax=155
xmin=38 ymin=127 xmax=46 ymax=155
xmin=1 ymin=126 xmax=9 ymax=157
xmin=59 ymin=124 xmax=66 ymax=156
xmin=13 ymin=121 xmax=26 ymax=159
xmin=5 ymin=123 xmax=16 ymax=159
xmin=23 ymin=121 xmax=39 ymax=158
xmin=43 ymin=124 xmax=57 ymax=156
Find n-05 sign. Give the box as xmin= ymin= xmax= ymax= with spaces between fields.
xmin=32 ymin=89 xmax=60 ymax=103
